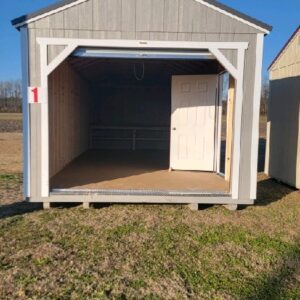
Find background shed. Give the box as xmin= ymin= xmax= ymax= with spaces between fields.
xmin=266 ymin=26 xmax=300 ymax=189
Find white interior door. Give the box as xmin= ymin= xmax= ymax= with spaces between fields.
xmin=170 ymin=75 xmax=218 ymax=171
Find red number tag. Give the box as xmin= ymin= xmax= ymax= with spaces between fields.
xmin=31 ymin=87 xmax=38 ymax=103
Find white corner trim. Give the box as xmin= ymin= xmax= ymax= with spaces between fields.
xmin=250 ymin=33 xmax=264 ymax=200
xmin=14 ymin=0 xmax=89 ymax=28
xmin=195 ymin=0 xmax=270 ymax=34
xmin=264 ymin=120 xmax=271 ymax=175
xmin=230 ymin=48 xmax=246 ymax=200
xmin=40 ymin=43 xmax=49 ymax=197
xmin=20 ymin=27 xmax=30 ymax=198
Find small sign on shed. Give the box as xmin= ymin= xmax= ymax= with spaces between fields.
xmin=28 ymin=87 xmax=42 ymax=104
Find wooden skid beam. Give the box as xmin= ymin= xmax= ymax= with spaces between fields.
xmin=188 ymin=203 xmax=199 ymax=211
xmin=224 ymin=204 xmax=238 ymax=211
xmin=82 ymin=202 xmax=90 ymax=209
xmin=43 ymin=202 xmax=51 ymax=209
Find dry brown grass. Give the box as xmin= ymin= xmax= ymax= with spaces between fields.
xmin=0 ymin=113 xmax=22 ymax=121
xmin=0 ymin=114 xmax=299 ymax=299
xmin=0 ymin=113 xmax=22 ymax=133
xmin=0 ymin=132 xmax=22 ymax=173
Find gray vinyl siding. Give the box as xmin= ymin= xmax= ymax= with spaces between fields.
xmin=26 ymin=0 xmax=261 ymax=201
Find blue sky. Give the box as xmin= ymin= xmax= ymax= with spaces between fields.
xmin=0 ymin=0 xmax=299 ymax=81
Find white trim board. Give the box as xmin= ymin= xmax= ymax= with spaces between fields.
xmin=38 ymin=38 xmax=247 ymax=198
xmin=40 ymin=43 xmax=49 ymax=197
xmin=13 ymin=0 xmax=270 ymax=34
xmin=38 ymin=39 xmax=248 ymax=79
xmin=37 ymin=38 xmax=249 ymax=50
xmin=250 ymin=33 xmax=264 ymax=200
xmin=230 ymin=48 xmax=246 ymax=199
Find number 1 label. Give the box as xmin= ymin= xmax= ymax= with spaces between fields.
xmin=31 ymin=87 xmax=38 ymax=103
xmin=28 ymin=87 xmax=41 ymax=104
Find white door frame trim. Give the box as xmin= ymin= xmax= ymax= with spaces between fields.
xmin=37 ymin=38 xmax=247 ymax=199
xmin=215 ymin=74 xmax=224 ymax=174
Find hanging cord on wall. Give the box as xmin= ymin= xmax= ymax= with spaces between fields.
xmin=133 ymin=62 xmax=145 ymax=81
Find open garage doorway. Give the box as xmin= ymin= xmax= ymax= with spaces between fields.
xmin=48 ymin=49 xmax=230 ymax=195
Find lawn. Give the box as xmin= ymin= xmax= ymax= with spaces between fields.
xmin=0 ymin=114 xmax=299 ymax=299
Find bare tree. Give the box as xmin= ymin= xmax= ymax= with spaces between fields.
xmin=261 ymin=78 xmax=269 ymax=115
xmin=0 ymin=80 xmax=22 ymax=112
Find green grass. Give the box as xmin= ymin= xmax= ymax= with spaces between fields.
xmin=0 ymin=174 xmax=299 ymax=299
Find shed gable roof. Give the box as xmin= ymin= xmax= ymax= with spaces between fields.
xmin=269 ymin=25 xmax=300 ymax=70
xmin=12 ymin=0 xmax=272 ymax=33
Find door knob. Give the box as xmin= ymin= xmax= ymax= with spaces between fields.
xmin=172 ymin=127 xmax=176 ymax=131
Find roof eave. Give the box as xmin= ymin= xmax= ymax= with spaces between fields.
xmin=198 ymin=0 xmax=272 ymax=33
xmin=11 ymin=0 xmax=78 ymax=30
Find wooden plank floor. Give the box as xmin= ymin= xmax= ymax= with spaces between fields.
xmin=50 ymin=150 xmax=230 ymax=192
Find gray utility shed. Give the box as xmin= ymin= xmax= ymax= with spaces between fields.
xmin=12 ymin=0 xmax=271 ymax=209
xmin=265 ymin=26 xmax=300 ymax=189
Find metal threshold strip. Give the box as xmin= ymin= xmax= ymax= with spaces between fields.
xmin=72 ymin=48 xmax=215 ymax=60
xmin=51 ymin=188 xmax=230 ymax=197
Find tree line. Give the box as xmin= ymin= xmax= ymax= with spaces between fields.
xmin=0 ymin=80 xmax=22 ymax=113
xmin=260 ymin=79 xmax=269 ymax=115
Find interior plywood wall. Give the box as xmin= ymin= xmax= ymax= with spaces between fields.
xmin=48 ymin=61 xmax=91 ymax=178
xmin=90 ymin=83 xmax=171 ymax=127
